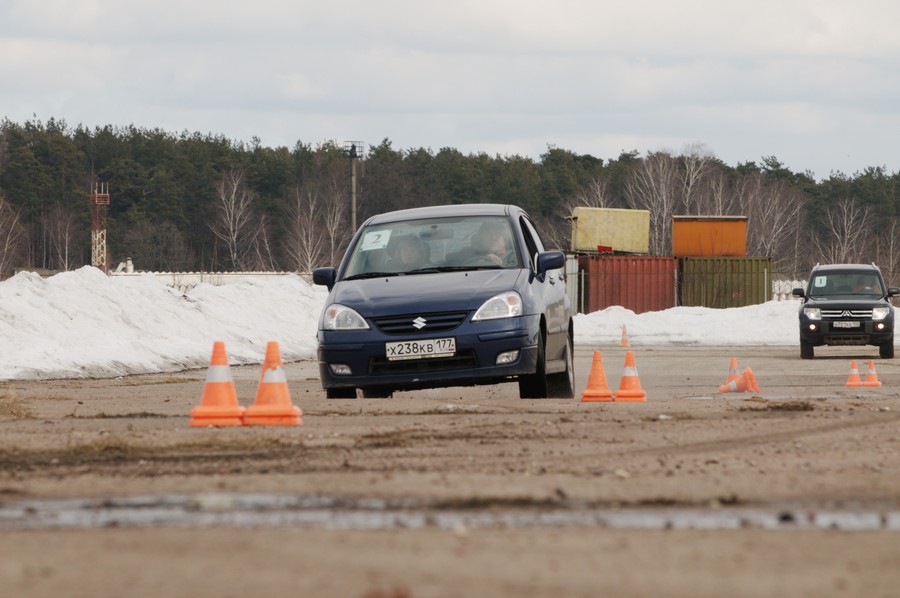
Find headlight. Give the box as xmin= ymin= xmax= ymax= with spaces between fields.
xmin=472 ymin=291 xmax=523 ymax=321
xmin=872 ymin=307 xmax=891 ymax=321
xmin=323 ymin=304 xmax=370 ymax=330
xmin=803 ymin=307 xmax=821 ymax=321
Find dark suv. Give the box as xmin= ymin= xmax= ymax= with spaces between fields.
xmin=792 ymin=263 xmax=899 ymax=359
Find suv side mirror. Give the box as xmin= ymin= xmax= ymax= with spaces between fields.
xmin=888 ymin=287 xmax=900 ymax=297
xmin=792 ymin=288 xmax=805 ymax=298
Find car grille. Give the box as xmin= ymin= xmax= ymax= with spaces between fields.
xmin=372 ymin=311 xmax=469 ymax=335
xmin=369 ymin=350 xmax=478 ymax=375
xmin=820 ymin=309 xmax=873 ymax=319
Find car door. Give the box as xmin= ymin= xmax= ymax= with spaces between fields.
xmin=518 ymin=215 xmax=568 ymax=361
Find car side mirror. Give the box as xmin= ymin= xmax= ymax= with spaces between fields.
xmin=791 ymin=288 xmax=805 ymax=298
xmin=888 ymin=287 xmax=900 ymax=297
xmin=536 ymin=251 xmax=565 ymax=278
xmin=313 ymin=267 xmax=337 ymax=290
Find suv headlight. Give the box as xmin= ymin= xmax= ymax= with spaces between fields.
xmin=803 ymin=307 xmax=821 ymax=321
xmin=473 ymin=292 xmax=523 ymax=321
xmin=323 ymin=304 xmax=370 ymax=330
xmin=872 ymin=307 xmax=890 ymax=321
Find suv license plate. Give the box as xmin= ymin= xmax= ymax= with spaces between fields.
xmin=833 ymin=321 xmax=861 ymax=328
xmin=386 ymin=338 xmax=456 ymax=361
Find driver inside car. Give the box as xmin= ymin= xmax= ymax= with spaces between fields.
xmin=451 ymin=221 xmax=512 ymax=266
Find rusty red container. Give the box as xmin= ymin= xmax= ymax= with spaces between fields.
xmin=577 ymin=255 xmax=677 ymax=314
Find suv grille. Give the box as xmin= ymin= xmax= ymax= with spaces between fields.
xmin=372 ymin=311 xmax=469 ymax=335
xmin=821 ymin=309 xmax=873 ymax=319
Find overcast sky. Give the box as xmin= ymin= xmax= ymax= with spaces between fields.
xmin=2 ymin=1 xmax=898 ymax=180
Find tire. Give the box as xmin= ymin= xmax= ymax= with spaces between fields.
xmin=519 ymin=332 xmax=549 ymax=399
xmin=361 ymin=388 xmax=393 ymax=398
xmin=800 ymin=339 xmax=814 ymax=360
xmin=326 ymin=387 xmax=357 ymax=399
xmin=880 ymin=339 xmax=894 ymax=359
xmin=546 ymin=331 xmax=575 ymax=398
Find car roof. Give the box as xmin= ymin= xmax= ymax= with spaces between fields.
xmin=811 ymin=263 xmax=880 ymax=273
xmin=365 ymin=203 xmax=519 ymax=226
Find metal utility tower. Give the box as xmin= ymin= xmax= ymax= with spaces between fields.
xmin=89 ymin=182 xmax=110 ymax=271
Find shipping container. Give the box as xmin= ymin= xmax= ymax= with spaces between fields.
xmin=672 ymin=216 xmax=747 ymax=256
xmin=679 ymin=256 xmax=772 ymax=308
xmin=571 ymin=207 xmax=650 ymax=254
xmin=577 ymin=255 xmax=677 ymax=314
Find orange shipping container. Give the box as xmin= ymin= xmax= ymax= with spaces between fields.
xmin=577 ymin=255 xmax=677 ymax=314
xmin=672 ymin=216 xmax=747 ymax=257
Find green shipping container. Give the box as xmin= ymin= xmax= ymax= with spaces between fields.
xmin=679 ymin=257 xmax=772 ymax=308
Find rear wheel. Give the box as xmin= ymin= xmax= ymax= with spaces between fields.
xmin=326 ymin=387 xmax=357 ymax=399
xmin=800 ymin=339 xmax=814 ymax=360
xmin=880 ymin=339 xmax=894 ymax=359
xmin=519 ymin=333 xmax=549 ymax=399
xmin=546 ymin=331 xmax=575 ymax=398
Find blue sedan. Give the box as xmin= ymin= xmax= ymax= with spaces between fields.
xmin=312 ymin=203 xmax=574 ymax=399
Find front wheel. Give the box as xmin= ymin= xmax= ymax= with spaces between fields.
xmin=519 ymin=334 xmax=549 ymax=399
xmin=800 ymin=339 xmax=814 ymax=359
xmin=546 ymin=331 xmax=575 ymax=398
xmin=880 ymin=339 xmax=895 ymax=359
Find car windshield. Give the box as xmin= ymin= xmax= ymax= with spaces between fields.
xmin=808 ymin=272 xmax=884 ymax=299
xmin=342 ymin=215 xmax=520 ymax=278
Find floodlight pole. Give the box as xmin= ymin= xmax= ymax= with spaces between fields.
xmin=344 ymin=141 xmax=365 ymax=231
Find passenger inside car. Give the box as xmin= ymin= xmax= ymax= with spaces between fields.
xmin=389 ymin=235 xmax=429 ymax=271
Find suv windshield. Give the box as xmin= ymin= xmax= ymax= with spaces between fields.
xmin=808 ymin=272 xmax=885 ymax=299
xmin=342 ymin=216 xmax=521 ymax=278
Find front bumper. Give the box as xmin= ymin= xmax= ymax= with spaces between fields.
xmin=317 ymin=314 xmax=542 ymax=391
xmin=798 ymin=317 xmax=894 ymax=346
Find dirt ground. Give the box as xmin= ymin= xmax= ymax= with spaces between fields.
xmin=1 ymin=345 xmax=899 ymax=597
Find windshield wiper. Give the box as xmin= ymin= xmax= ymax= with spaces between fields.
xmin=343 ymin=271 xmax=401 ymax=281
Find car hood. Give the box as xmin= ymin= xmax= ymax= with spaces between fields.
xmin=330 ymin=269 xmax=524 ymax=316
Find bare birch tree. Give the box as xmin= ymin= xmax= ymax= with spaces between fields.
xmin=811 ymin=198 xmax=873 ymax=264
xmin=43 ymin=203 xmax=77 ymax=271
xmin=735 ymin=173 xmax=805 ymax=273
xmin=211 ymin=170 xmax=257 ymax=270
xmin=624 ymin=151 xmax=679 ymax=255
xmin=0 ymin=194 xmax=24 ymax=279
xmin=678 ymin=143 xmax=715 ymax=215
xmin=284 ymin=183 xmax=326 ymax=273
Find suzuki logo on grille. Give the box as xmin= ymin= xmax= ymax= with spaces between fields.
xmin=412 ymin=317 xmax=427 ymax=329
xmin=842 ymin=310 xmax=853 ymax=317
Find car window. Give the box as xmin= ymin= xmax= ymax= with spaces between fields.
xmin=343 ymin=215 xmax=521 ymax=277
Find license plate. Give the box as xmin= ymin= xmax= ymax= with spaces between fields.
xmin=833 ymin=321 xmax=860 ymax=328
xmin=385 ymin=338 xmax=456 ymax=361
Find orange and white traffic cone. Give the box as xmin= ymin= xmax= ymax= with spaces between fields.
xmin=719 ymin=367 xmax=760 ymax=394
xmin=581 ymin=351 xmax=613 ymax=402
xmin=614 ymin=351 xmax=646 ymax=402
xmin=724 ymin=357 xmax=740 ymax=386
xmin=190 ymin=341 xmax=246 ymax=427
xmin=243 ymin=341 xmax=303 ymax=426
xmin=619 ymin=324 xmax=630 ymax=347
xmin=845 ymin=360 xmax=863 ymax=387
xmin=862 ymin=360 xmax=882 ymax=388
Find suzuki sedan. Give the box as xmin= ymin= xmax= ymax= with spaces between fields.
xmin=312 ymin=204 xmax=574 ymax=399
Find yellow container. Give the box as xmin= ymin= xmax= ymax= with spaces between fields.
xmin=570 ymin=207 xmax=650 ymax=254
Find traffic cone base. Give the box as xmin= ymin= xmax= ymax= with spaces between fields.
xmin=862 ymin=360 xmax=882 ymax=387
xmin=614 ymin=351 xmax=646 ymax=402
xmin=581 ymin=351 xmax=614 ymax=402
xmin=191 ymin=341 xmax=245 ymax=427
xmin=244 ymin=341 xmax=303 ymax=426
xmin=845 ymin=360 xmax=863 ymax=387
